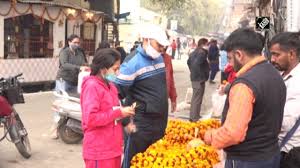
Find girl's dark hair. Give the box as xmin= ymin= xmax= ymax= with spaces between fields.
xmin=90 ymin=48 xmax=121 ymax=76
xmin=98 ymin=41 xmax=111 ymax=49
xmin=67 ymin=34 xmax=80 ymax=42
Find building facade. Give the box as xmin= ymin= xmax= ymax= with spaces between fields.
xmin=0 ymin=0 xmax=117 ymax=84
xmin=118 ymin=0 xmax=168 ymax=52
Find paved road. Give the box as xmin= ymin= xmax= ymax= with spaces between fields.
xmin=0 ymin=54 xmax=220 ymax=168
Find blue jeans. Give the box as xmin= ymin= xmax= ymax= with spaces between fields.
xmin=225 ymin=153 xmax=280 ymax=168
xmin=55 ymin=79 xmax=77 ymax=93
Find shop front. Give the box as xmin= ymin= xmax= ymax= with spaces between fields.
xmin=0 ymin=0 xmax=103 ymax=83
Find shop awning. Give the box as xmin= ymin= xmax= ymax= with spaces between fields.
xmin=115 ymin=12 xmax=130 ymax=19
xmin=17 ymin=0 xmax=104 ymax=15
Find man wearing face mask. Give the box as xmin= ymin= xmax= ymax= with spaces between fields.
xmin=203 ymin=28 xmax=286 ymax=168
xmin=113 ymin=25 xmax=170 ymax=168
xmin=52 ymin=34 xmax=88 ymax=139
xmin=56 ymin=34 xmax=88 ymax=93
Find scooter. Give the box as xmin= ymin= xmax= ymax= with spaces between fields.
xmin=0 ymin=73 xmax=31 ymax=158
xmin=52 ymin=91 xmax=83 ymax=144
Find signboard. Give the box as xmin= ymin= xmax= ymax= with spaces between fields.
xmin=170 ymin=20 xmax=178 ymax=31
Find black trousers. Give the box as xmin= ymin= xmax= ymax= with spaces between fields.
xmin=122 ymin=119 xmax=167 ymax=168
xmin=225 ymin=152 xmax=280 ymax=168
xmin=280 ymin=148 xmax=300 ymax=168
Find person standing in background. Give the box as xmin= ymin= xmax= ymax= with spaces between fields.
xmin=95 ymin=41 xmax=110 ymax=53
xmin=188 ymin=38 xmax=197 ymax=55
xmin=187 ymin=38 xmax=210 ymax=122
xmin=52 ymin=34 xmax=88 ymax=139
xmin=176 ymin=37 xmax=182 ymax=60
xmin=208 ymin=39 xmax=220 ymax=84
xmin=115 ymin=41 xmax=127 ymax=64
xmin=56 ymin=34 xmax=88 ymax=93
xmin=171 ymin=39 xmax=177 ymax=59
xmin=219 ymin=44 xmax=228 ymax=83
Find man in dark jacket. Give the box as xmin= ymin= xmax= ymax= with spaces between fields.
xmin=56 ymin=34 xmax=88 ymax=93
xmin=187 ymin=38 xmax=209 ymax=122
xmin=114 ymin=25 xmax=170 ymax=168
xmin=204 ymin=28 xmax=286 ymax=168
xmin=208 ymin=39 xmax=220 ymax=84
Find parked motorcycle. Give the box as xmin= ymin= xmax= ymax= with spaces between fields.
xmin=52 ymin=91 xmax=83 ymax=144
xmin=0 ymin=73 xmax=31 ymax=158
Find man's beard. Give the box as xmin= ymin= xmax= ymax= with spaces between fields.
xmin=272 ymin=62 xmax=287 ymax=72
xmin=233 ymin=56 xmax=243 ymax=72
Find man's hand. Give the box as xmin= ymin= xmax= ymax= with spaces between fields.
xmin=204 ymin=129 xmax=213 ymax=145
xmin=124 ymin=122 xmax=137 ymax=134
xmin=120 ymin=106 xmax=135 ymax=118
xmin=80 ymin=66 xmax=90 ymax=72
xmin=218 ymin=84 xmax=226 ymax=95
xmin=171 ymin=101 xmax=177 ymax=113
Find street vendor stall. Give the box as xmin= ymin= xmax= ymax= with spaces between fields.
xmin=130 ymin=119 xmax=222 ymax=168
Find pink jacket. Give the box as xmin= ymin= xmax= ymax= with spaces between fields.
xmin=80 ymin=76 xmax=123 ymax=160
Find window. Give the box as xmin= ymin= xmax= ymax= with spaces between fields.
xmin=80 ymin=22 xmax=96 ymax=56
xmin=4 ymin=14 xmax=54 ymax=59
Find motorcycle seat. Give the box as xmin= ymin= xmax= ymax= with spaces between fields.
xmin=67 ymin=92 xmax=80 ymax=99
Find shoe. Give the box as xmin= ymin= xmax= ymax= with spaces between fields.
xmin=209 ymin=80 xmax=216 ymax=84
xmin=189 ymin=118 xmax=200 ymax=122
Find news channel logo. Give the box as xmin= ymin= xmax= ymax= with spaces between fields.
xmin=256 ymin=17 xmax=270 ymax=30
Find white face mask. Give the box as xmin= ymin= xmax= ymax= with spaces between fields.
xmin=145 ymin=41 xmax=161 ymax=59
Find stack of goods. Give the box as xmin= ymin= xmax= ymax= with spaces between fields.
xmin=131 ymin=119 xmax=221 ymax=168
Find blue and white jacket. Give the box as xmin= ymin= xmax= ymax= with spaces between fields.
xmin=115 ymin=45 xmax=168 ymax=121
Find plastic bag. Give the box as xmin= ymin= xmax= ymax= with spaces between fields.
xmin=77 ymin=68 xmax=91 ymax=93
xmin=211 ymin=91 xmax=226 ymax=118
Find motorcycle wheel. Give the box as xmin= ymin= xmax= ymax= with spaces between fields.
xmin=15 ymin=136 xmax=31 ymax=159
xmin=58 ymin=121 xmax=83 ymax=144
xmin=11 ymin=113 xmax=31 ymax=158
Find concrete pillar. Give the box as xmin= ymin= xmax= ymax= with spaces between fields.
xmin=53 ymin=18 xmax=65 ymax=57
xmin=95 ymin=18 xmax=103 ymax=51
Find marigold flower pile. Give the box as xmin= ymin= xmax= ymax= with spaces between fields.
xmin=131 ymin=119 xmax=221 ymax=168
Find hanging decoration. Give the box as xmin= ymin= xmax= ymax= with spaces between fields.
xmin=0 ymin=5 xmax=12 ymax=16
xmin=45 ymin=7 xmax=62 ymax=21
xmin=0 ymin=1 xmax=102 ymax=24
xmin=12 ymin=3 xmax=30 ymax=15
xmin=58 ymin=17 xmax=64 ymax=27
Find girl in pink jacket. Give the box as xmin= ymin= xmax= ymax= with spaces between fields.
xmin=80 ymin=49 xmax=135 ymax=168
